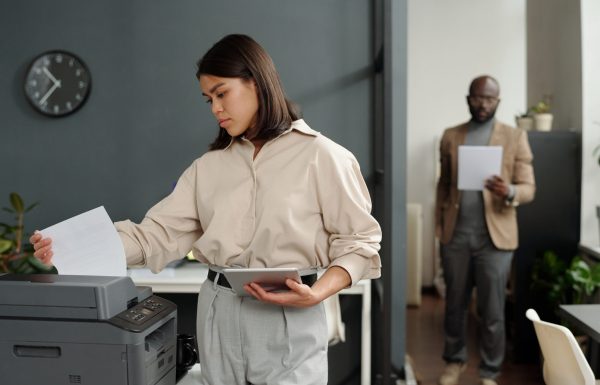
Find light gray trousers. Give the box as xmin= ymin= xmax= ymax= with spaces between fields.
xmin=196 ymin=278 xmax=328 ymax=385
xmin=441 ymin=230 xmax=513 ymax=379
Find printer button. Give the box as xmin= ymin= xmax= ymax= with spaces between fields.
xmin=145 ymin=303 xmax=162 ymax=311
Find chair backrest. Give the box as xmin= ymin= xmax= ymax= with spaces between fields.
xmin=526 ymin=308 xmax=596 ymax=385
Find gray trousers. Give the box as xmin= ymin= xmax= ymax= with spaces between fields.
xmin=441 ymin=230 xmax=513 ymax=379
xmin=196 ymin=278 xmax=328 ymax=385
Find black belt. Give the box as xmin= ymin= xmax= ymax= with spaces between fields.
xmin=207 ymin=269 xmax=317 ymax=288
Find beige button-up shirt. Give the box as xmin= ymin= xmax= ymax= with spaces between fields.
xmin=116 ymin=119 xmax=381 ymax=285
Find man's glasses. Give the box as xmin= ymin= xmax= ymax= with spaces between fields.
xmin=468 ymin=95 xmax=499 ymax=106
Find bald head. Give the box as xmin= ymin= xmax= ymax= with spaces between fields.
xmin=467 ymin=75 xmax=501 ymax=123
xmin=469 ymin=75 xmax=500 ymax=96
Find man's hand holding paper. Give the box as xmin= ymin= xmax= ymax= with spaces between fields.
xmin=485 ymin=174 xmax=511 ymax=199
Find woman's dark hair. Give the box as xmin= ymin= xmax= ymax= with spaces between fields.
xmin=196 ymin=34 xmax=300 ymax=150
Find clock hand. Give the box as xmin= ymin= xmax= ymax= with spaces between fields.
xmin=42 ymin=67 xmax=59 ymax=85
xmin=39 ymin=82 xmax=60 ymax=105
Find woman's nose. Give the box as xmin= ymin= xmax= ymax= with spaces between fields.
xmin=211 ymin=100 xmax=223 ymax=115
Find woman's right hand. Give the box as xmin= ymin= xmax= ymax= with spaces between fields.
xmin=30 ymin=231 xmax=54 ymax=265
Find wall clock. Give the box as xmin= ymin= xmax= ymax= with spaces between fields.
xmin=24 ymin=50 xmax=91 ymax=117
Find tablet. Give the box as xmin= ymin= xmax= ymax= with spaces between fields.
xmin=221 ymin=267 xmax=301 ymax=296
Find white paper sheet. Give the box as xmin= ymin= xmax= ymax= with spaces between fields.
xmin=458 ymin=146 xmax=503 ymax=191
xmin=40 ymin=206 xmax=127 ymax=276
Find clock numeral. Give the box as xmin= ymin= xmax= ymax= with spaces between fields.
xmin=43 ymin=58 xmax=50 ymax=66
xmin=34 ymin=92 xmax=40 ymax=99
xmin=66 ymin=101 xmax=72 ymax=110
xmin=34 ymin=67 xmax=42 ymax=75
xmin=79 ymin=81 xmax=86 ymax=89
xmin=53 ymin=105 xmax=59 ymax=114
xmin=30 ymin=80 xmax=37 ymax=87
xmin=55 ymin=55 xmax=63 ymax=63
xmin=75 ymin=94 xmax=81 ymax=101
xmin=69 ymin=59 xmax=74 ymax=67
xmin=76 ymin=69 xmax=82 ymax=77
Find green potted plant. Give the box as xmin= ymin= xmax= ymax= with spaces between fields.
xmin=530 ymin=97 xmax=553 ymax=131
xmin=530 ymin=251 xmax=600 ymax=358
xmin=0 ymin=192 xmax=57 ymax=274
xmin=530 ymin=251 xmax=600 ymax=321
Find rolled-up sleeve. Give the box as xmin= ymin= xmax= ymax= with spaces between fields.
xmin=316 ymin=149 xmax=382 ymax=285
xmin=114 ymin=164 xmax=203 ymax=273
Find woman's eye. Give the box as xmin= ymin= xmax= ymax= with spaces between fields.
xmin=205 ymin=99 xmax=212 ymax=104
xmin=216 ymin=92 xmax=225 ymax=98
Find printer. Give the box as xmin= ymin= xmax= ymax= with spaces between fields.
xmin=0 ymin=274 xmax=177 ymax=385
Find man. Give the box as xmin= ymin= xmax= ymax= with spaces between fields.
xmin=435 ymin=75 xmax=535 ymax=385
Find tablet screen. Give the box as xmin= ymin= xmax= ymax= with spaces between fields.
xmin=221 ymin=267 xmax=301 ymax=296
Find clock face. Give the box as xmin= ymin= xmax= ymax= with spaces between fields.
xmin=24 ymin=50 xmax=91 ymax=117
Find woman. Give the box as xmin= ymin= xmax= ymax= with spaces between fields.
xmin=31 ymin=34 xmax=381 ymax=385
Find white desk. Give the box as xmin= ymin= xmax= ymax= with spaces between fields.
xmin=177 ymin=365 xmax=202 ymax=385
xmin=129 ymin=263 xmax=371 ymax=385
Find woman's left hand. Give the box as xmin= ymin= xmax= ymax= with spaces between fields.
xmin=244 ymin=265 xmax=352 ymax=308
xmin=244 ymin=279 xmax=321 ymax=308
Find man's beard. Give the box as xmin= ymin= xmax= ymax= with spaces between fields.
xmin=470 ymin=105 xmax=498 ymax=123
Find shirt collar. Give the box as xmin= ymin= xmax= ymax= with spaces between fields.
xmin=222 ymin=119 xmax=318 ymax=150
xmin=288 ymin=119 xmax=319 ymax=137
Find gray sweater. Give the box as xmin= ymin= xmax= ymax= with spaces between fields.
xmin=454 ymin=119 xmax=494 ymax=234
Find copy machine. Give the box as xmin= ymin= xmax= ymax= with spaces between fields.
xmin=0 ymin=274 xmax=177 ymax=385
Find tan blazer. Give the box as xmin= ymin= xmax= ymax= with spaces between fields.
xmin=435 ymin=120 xmax=536 ymax=250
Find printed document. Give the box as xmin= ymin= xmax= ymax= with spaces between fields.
xmin=458 ymin=146 xmax=503 ymax=191
xmin=40 ymin=206 xmax=126 ymax=276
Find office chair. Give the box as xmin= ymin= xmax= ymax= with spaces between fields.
xmin=526 ymin=308 xmax=600 ymax=385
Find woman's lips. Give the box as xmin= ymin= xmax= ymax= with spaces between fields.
xmin=219 ymin=118 xmax=231 ymax=127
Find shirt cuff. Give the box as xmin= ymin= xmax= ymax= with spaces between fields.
xmin=117 ymin=230 xmax=145 ymax=267
xmin=505 ymin=184 xmax=518 ymax=206
xmin=329 ymin=253 xmax=380 ymax=286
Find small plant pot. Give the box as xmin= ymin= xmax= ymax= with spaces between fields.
xmin=534 ymin=113 xmax=553 ymax=131
xmin=516 ymin=116 xmax=534 ymax=130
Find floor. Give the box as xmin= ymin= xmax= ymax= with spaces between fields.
xmin=406 ymin=292 xmax=544 ymax=385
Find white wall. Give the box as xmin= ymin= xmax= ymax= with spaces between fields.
xmin=580 ymin=0 xmax=600 ymax=246
xmin=407 ymin=0 xmax=526 ymax=285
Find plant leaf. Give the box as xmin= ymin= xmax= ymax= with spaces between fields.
xmin=7 ymin=255 xmax=28 ymax=272
xmin=25 ymin=202 xmax=39 ymax=213
xmin=0 ymin=239 xmax=13 ymax=253
xmin=18 ymin=264 xmax=36 ymax=274
xmin=590 ymin=264 xmax=600 ymax=283
xmin=10 ymin=192 xmax=24 ymax=213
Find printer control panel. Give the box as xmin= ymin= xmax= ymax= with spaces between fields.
xmin=108 ymin=295 xmax=176 ymax=332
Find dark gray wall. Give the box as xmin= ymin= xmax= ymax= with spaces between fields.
xmin=1 ymin=0 xmax=373 ymax=232
xmin=527 ymin=0 xmax=582 ymax=131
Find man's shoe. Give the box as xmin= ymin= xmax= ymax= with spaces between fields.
xmin=438 ymin=362 xmax=466 ymax=385
xmin=480 ymin=378 xmax=498 ymax=385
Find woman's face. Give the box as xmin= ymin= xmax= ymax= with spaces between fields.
xmin=200 ymin=75 xmax=260 ymax=139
